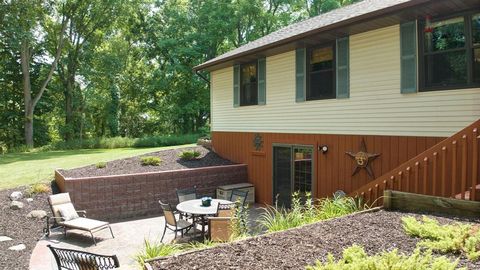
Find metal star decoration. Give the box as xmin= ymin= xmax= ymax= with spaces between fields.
xmin=346 ymin=138 xmax=380 ymax=179
xmin=253 ymin=133 xmax=263 ymax=151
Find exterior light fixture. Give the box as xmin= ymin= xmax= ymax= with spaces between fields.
xmin=319 ymin=145 xmax=328 ymax=154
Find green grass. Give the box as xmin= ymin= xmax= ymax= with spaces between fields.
xmin=0 ymin=144 xmax=194 ymax=190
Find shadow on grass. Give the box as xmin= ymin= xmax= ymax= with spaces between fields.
xmin=0 ymin=149 xmax=120 ymax=165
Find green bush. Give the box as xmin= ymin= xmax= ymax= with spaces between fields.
xmin=179 ymin=150 xmax=201 ymax=160
xmin=231 ymin=203 xmax=250 ymax=240
xmin=306 ymin=245 xmax=462 ymax=270
xmin=402 ymin=216 xmax=480 ymax=261
xmin=26 ymin=183 xmax=50 ymax=197
xmin=133 ymin=134 xmax=200 ymax=148
xmin=135 ymin=240 xmax=183 ymax=268
xmin=140 ymin=156 xmax=161 ymax=166
xmin=96 ymin=162 xmax=107 ymax=169
xmin=259 ymin=192 xmax=362 ymax=233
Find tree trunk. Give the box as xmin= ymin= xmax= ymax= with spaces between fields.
xmin=20 ymin=40 xmax=34 ymax=148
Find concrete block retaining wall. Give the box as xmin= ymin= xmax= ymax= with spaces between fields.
xmin=55 ymin=164 xmax=248 ymax=220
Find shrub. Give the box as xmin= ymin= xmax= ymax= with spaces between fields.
xmin=306 ymin=245 xmax=462 ymax=270
xmin=231 ymin=203 xmax=250 ymax=240
xmin=96 ymin=162 xmax=107 ymax=169
xmin=133 ymin=134 xmax=200 ymax=148
xmin=135 ymin=240 xmax=183 ymax=268
xmin=259 ymin=192 xmax=362 ymax=233
xmin=179 ymin=150 xmax=201 ymax=160
xmin=141 ymin=156 xmax=161 ymax=166
xmin=27 ymin=183 xmax=50 ymax=196
xmin=402 ymin=216 xmax=480 ymax=261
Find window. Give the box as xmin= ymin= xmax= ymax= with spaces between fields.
xmin=240 ymin=62 xmax=258 ymax=106
xmin=420 ymin=12 xmax=480 ymax=90
xmin=307 ymin=45 xmax=336 ymax=100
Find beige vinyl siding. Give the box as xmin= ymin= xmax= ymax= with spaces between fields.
xmin=210 ymin=25 xmax=480 ymax=137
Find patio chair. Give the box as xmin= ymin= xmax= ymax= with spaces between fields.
xmin=230 ymin=189 xmax=249 ymax=206
xmin=175 ymin=186 xmax=197 ymax=220
xmin=159 ymin=200 xmax=193 ymax=242
xmin=216 ymin=202 xmax=236 ymax=218
xmin=208 ymin=217 xmax=234 ymax=242
xmin=48 ymin=244 xmax=120 ymax=270
xmin=46 ymin=193 xmax=114 ymax=246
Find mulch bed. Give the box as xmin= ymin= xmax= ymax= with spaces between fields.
xmin=0 ymin=186 xmax=51 ymax=270
xmin=150 ymin=210 xmax=480 ymax=270
xmin=60 ymin=146 xmax=235 ymax=178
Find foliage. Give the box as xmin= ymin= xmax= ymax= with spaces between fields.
xmin=231 ymin=203 xmax=251 ymax=240
xmin=134 ymin=134 xmax=200 ymax=148
xmin=259 ymin=192 xmax=361 ymax=232
xmin=140 ymin=156 xmax=161 ymax=166
xmin=135 ymin=240 xmax=183 ymax=268
xmin=306 ymin=245 xmax=463 ymax=270
xmin=179 ymin=150 xmax=201 ymax=160
xmin=187 ymin=239 xmax=217 ymax=250
xmin=402 ymin=216 xmax=480 ymax=261
xmin=95 ymin=162 xmax=107 ymax=169
xmin=26 ymin=183 xmax=50 ymax=197
xmin=0 ymin=0 xmax=356 ymax=149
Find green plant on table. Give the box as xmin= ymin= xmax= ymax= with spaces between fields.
xmin=178 ymin=150 xmax=201 ymax=160
xmin=140 ymin=156 xmax=161 ymax=166
xmin=306 ymin=244 xmax=463 ymax=270
xmin=95 ymin=162 xmax=107 ymax=169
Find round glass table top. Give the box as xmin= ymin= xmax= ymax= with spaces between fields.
xmin=176 ymin=199 xmax=233 ymax=215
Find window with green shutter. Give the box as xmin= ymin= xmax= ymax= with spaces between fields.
xmin=295 ymin=48 xmax=306 ymax=102
xmin=258 ymin=58 xmax=266 ymax=105
xmin=233 ymin=58 xmax=266 ymax=107
xmin=400 ymin=21 xmax=417 ymax=93
xmin=233 ymin=65 xmax=240 ymax=107
xmin=336 ymin=37 xmax=349 ymax=99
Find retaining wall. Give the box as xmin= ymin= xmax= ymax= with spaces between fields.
xmin=55 ymin=164 xmax=248 ymax=220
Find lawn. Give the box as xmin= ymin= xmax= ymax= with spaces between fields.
xmin=0 ymin=144 xmax=194 ymax=190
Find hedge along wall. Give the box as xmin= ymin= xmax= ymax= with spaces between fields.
xmin=55 ymin=164 xmax=248 ymax=220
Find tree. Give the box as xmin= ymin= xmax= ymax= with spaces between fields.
xmin=1 ymin=1 xmax=69 ymax=148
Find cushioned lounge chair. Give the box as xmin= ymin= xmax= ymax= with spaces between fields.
xmin=46 ymin=193 xmax=114 ymax=245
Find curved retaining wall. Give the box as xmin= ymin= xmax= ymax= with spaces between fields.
xmin=55 ymin=164 xmax=248 ymax=220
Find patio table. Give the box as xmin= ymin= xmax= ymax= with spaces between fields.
xmin=176 ymin=199 xmax=233 ymax=238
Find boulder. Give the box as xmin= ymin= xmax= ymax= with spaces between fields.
xmin=0 ymin=236 xmax=12 ymax=242
xmin=9 ymin=191 xmax=23 ymax=201
xmin=26 ymin=210 xmax=47 ymax=219
xmin=26 ymin=198 xmax=34 ymax=203
xmin=10 ymin=201 xmax=24 ymax=210
xmin=8 ymin=244 xmax=26 ymax=251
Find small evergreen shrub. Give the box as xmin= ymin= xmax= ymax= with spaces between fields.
xmin=306 ymin=245 xmax=462 ymax=270
xmin=402 ymin=216 xmax=480 ymax=261
xmin=96 ymin=162 xmax=107 ymax=169
xmin=179 ymin=150 xmax=201 ymax=160
xmin=140 ymin=156 xmax=161 ymax=166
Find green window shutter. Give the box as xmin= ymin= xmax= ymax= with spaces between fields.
xmin=295 ymin=48 xmax=306 ymax=102
xmin=233 ymin=65 xmax=240 ymax=107
xmin=336 ymin=37 xmax=350 ymax=99
xmin=400 ymin=21 xmax=417 ymax=93
xmin=258 ymin=58 xmax=266 ymax=105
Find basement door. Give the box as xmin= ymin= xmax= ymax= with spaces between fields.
xmin=273 ymin=145 xmax=313 ymax=208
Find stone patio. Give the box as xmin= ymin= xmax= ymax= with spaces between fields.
xmin=29 ymin=205 xmax=265 ymax=270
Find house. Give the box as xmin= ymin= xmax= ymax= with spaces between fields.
xmin=194 ymin=0 xmax=480 ymax=206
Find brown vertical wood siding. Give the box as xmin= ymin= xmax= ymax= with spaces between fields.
xmin=212 ymin=131 xmax=445 ymax=204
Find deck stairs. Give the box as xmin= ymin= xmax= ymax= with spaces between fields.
xmin=350 ymin=119 xmax=480 ymax=205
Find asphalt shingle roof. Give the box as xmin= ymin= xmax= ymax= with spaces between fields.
xmin=195 ymin=0 xmax=422 ymax=70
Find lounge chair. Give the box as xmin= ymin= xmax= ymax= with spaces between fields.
xmin=46 ymin=193 xmax=114 ymax=245
xmin=48 ymin=244 xmax=120 ymax=269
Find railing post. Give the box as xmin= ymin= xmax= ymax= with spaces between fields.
xmin=461 ymin=135 xmax=468 ymax=200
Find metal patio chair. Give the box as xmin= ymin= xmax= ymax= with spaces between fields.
xmin=230 ymin=189 xmax=248 ymax=206
xmin=48 ymin=244 xmax=120 ymax=270
xmin=216 ymin=202 xmax=236 ymax=218
xmin=159 ymin=200 xmax=193 ymax=242
xmin=175 ymin=186 xmax=197 ymax=220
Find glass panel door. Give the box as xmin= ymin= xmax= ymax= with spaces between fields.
xmin=293 ymin=147 xmax=313 ymax=194
xmin=273 ymin=146 xmax=292 ymax=208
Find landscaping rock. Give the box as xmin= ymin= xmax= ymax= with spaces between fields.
xmin=26 ymin=198 xmax=34 ymax=203
xmin=0 ymin=236 xmax=12 ymax=242
xmin=8 ymin=244 xmax=26 ymax=251
xmin=9 ymin=191 xmax=23 ymax=201
xmin=10 ymin=201 xmax=24 ymax=210
xmin=26 ymin=210 xmax=47 ymax=219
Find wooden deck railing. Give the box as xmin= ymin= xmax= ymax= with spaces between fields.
xmin=350 ymin=119 xmax=480 ymax=206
